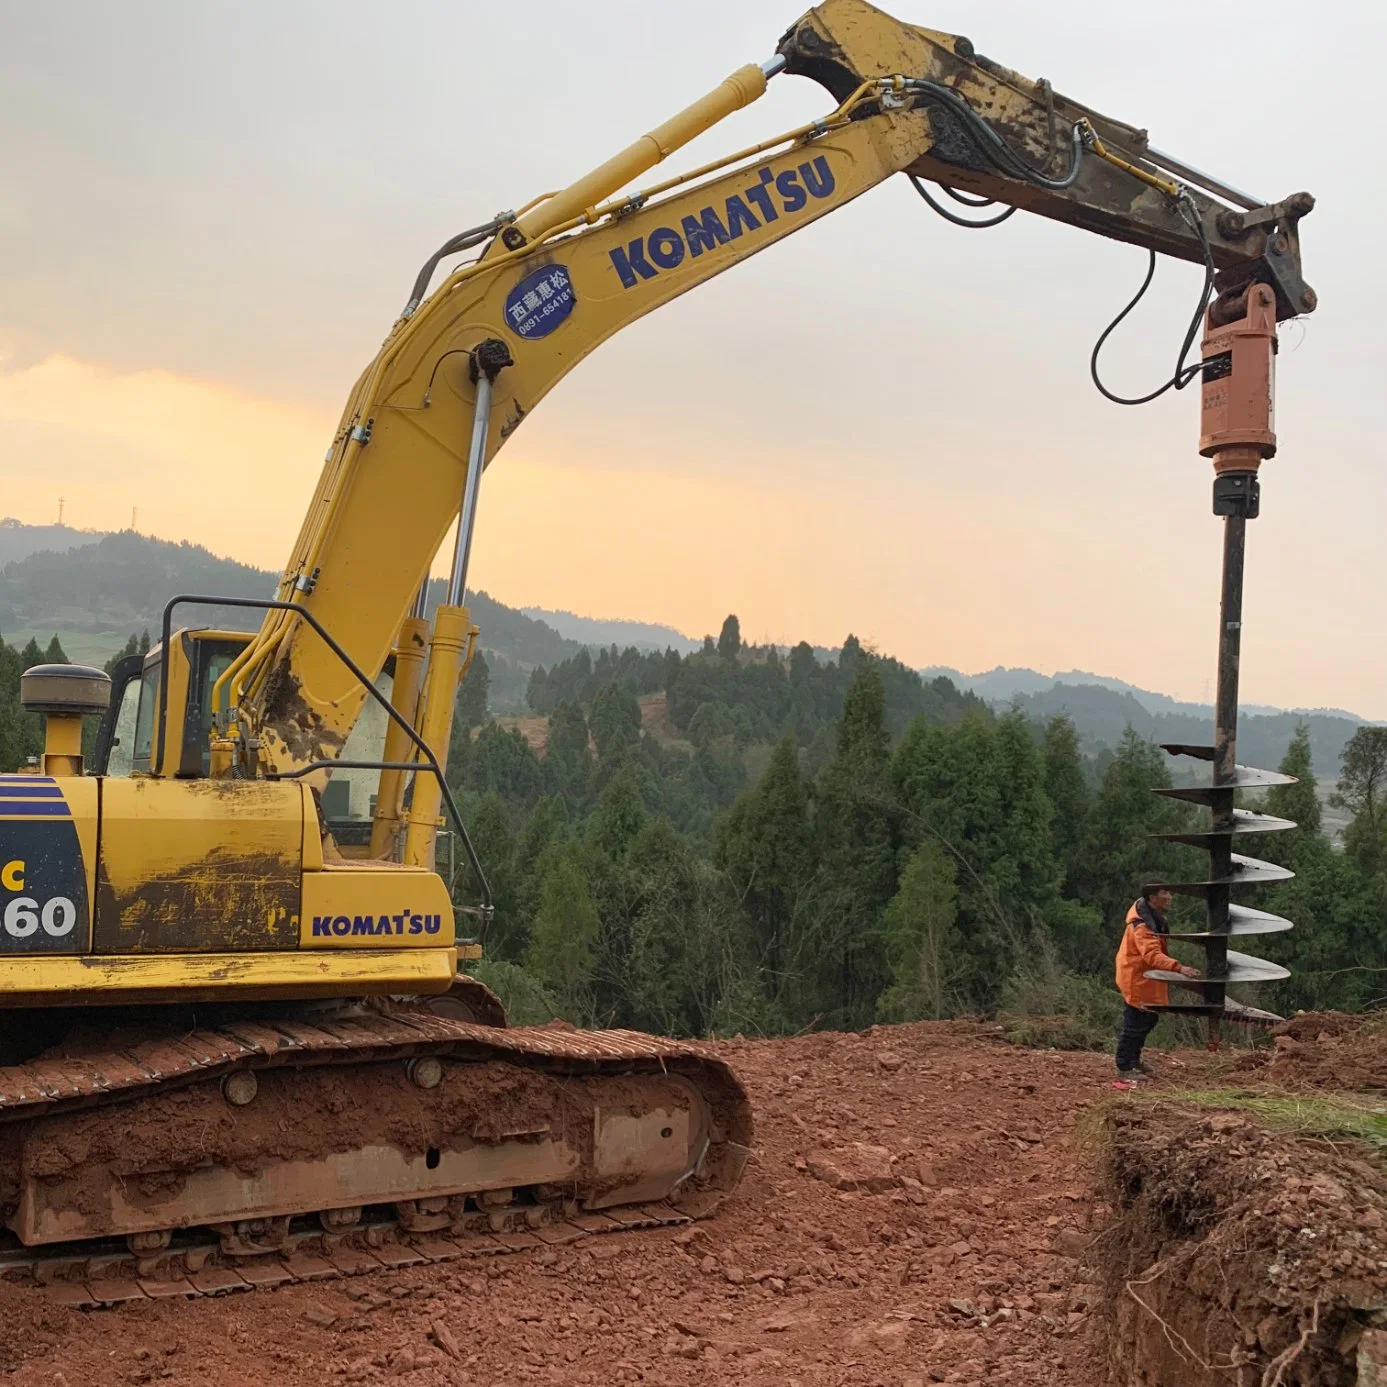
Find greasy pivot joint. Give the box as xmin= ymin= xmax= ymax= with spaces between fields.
xmin=470 ymin=338 xmax=514 ymax=383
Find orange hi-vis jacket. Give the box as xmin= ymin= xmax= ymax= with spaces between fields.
xmin=1115 ymin=899 xmax=1181 ymax=1010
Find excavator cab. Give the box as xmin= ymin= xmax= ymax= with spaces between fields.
xmin=94 ymin=629 xmax=393 ymax=858
xmin=96 ymin=629 xmax=250 ymax=780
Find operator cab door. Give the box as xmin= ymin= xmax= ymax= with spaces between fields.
xmin=93 ymin=654 xmax=143 ymax=777
xmin=93 ymin=631 xmax=251 ymax=779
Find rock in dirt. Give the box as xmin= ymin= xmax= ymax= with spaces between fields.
xmin=1360 ymin=1329 xmax=1387 ymax=1387
xmin=806 ymin=1142 xmax=898 ymax=1192
xmin=1052 ymin=1228 xmax=1090 ymax=1260
xmin=431 ymin=1321 xmax=461 ymax=1361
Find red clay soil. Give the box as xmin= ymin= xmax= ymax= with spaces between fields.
xmin=1 ymin=1022 xmax=1125 ymax=1387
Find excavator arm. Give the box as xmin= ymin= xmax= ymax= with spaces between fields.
xmin=216 ymin=0 xmax=1311 ymax=870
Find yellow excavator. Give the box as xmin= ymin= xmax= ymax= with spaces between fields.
xmin=0 ymin=0 xmax=1312 ymax=1302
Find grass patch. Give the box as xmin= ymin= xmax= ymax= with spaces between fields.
xmin=1151 ymin=1088 xmax=1387 ymax=1151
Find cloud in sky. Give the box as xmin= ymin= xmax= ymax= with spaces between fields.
xmin=0 ymin=0 xmax=1382 ymax=716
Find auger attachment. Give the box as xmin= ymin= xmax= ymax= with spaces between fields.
xmin=1150 ymin=747 xmax=1294 ymax=1040
xmin=1145 ymin=279 xmax=1295 ymax=1046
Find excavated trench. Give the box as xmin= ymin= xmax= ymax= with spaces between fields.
xmin=1094 ymin=1013 xmax=1387 ymax=1387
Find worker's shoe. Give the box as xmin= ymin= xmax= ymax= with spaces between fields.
xmin=1114 ymin=1067 xmax=1148 ymax=1084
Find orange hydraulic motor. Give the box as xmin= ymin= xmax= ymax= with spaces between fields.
xmin=1199 ymin=282 xmax=1278 ymax=517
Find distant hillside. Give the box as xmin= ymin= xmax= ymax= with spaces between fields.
xmin=0 ymin=530 xmax=273 ymax=638
xmin=0 ymin=521 xmax=1370 ymax=770
xmin=0 ymin=517 xmax=106 ymax=567
xmin=1008 ymin=681 xmax=1363 ymax=781
xmin=521 ymin=606 xmax=700 ymax=654
xmin=0 ymin=525 xmax=580 ymax=709
xmin=924 ymin=663 xmax=1289 ymax=718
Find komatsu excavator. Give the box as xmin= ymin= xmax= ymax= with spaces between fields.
xmin=0 ymin=0 xmax=1313 ymax=1301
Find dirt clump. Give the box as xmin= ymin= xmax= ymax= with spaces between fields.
xmin=1231 ymin=1010 xmax=1387 ymax=1092
xmin=805 ymin=1141 xmax=900 ymax=1192
xmin=1096 ymin=1098 xmax=1387 ymax=1386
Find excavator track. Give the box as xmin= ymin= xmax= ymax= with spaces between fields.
xmin=0 ymin=1010 xmax=752 ymax=1306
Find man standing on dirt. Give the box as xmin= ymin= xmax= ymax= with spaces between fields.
xmin=1115 ymin=883 xmax=1200 ymax=1079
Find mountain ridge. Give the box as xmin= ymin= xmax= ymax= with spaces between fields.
xmin=0 ymin=521 xmax=1370 ymax=770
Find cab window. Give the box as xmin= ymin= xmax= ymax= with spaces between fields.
xmin=132 ymin=663 xmax=160 ymax=772
xmin=105 ymin=676 xmax=143 ymax=777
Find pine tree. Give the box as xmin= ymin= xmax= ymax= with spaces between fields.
xmin=808 ymin=661 xmax=897 ymax=1026
xmin=891 ymin=710 xmax=1059 ymax=1009
xmin=715 ymin=737 xmax=813 ymax=983
xmin=717 ymin=615 xmax=741 ymax=662
xmin=106 ymin=633 xmax=143 ymax=673
xmin=526 ymin=665 xmax=550 ymax=714
xmin=1263 ymin=723 xmax=1322 ymax=866
xmin=455 ymin=791 xmax=521 ymax=959
xmin=1333 ymin=727 xmax=1387 ymax=876
xmin=1074 ymin=727 xmax=1191 ymax=932
xmin=454 ymin=648 xmax=491 ymax=732
xmin=451 ymin=723 xmax=544 ymax=810
xmin=788 ymin=641 xmax=816 ymax=684
xmin=877 ymin=839 xmax=960 ymax=1020
xmin=1042 ymin=716 xmax=1089 ymax=891
xmin=590 ymin=684 xmax=642 ymax=762
xmin=524 ymin=848 xmax=600 ymax=1023
xmin=688 ymin=702 xmax=733 ymax=751
xmin=43 ymin=635 xmax=67 ymax=664
xmin=545 ymin=702 xmax=592 ymax=807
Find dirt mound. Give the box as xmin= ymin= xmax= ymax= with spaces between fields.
xmin=1232 ymin=1010 xmax=1387 ymax=1092
xmin=1097 ymin=1100 xmax=1387 ymax=1386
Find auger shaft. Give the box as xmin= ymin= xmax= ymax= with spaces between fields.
xmin=1207 ymin=507 xmax=1248 ymax=1041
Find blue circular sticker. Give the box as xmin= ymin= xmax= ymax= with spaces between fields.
xmin=504 ymin=265 xmax=576 ymax=340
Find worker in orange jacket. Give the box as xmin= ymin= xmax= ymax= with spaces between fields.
xmin=1115 ymin=883 xmax=1200 ymax=1078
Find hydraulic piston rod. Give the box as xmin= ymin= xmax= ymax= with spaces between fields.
xmin=402 ymin=340 xmax=512 ymax=869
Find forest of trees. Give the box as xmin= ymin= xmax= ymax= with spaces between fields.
xmin=447 ymin=616 xmax=1387 ymax=1037
xmin=4 ymin=614 xmax=1384 ymax=1042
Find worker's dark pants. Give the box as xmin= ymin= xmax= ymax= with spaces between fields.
xmin=1115 ymin=1004 xmax=1160 ymax=1071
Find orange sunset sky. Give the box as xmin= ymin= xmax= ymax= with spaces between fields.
xmin=1 ymin=1 xmax=1381 ymax=715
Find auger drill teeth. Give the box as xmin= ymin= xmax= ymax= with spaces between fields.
xmin=1148 ymin=742 xmax=1297 ymax=1038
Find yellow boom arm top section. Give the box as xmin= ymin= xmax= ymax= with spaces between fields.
xmin=220 ymin=0 xmax=1312 ymax=787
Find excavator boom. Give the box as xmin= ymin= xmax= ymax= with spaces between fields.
xmin=230 ymin=0 xmax=1310 ymax=816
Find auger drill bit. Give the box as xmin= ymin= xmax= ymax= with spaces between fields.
xmin=1147 ymin=281 xmax=1297 ymax=1047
